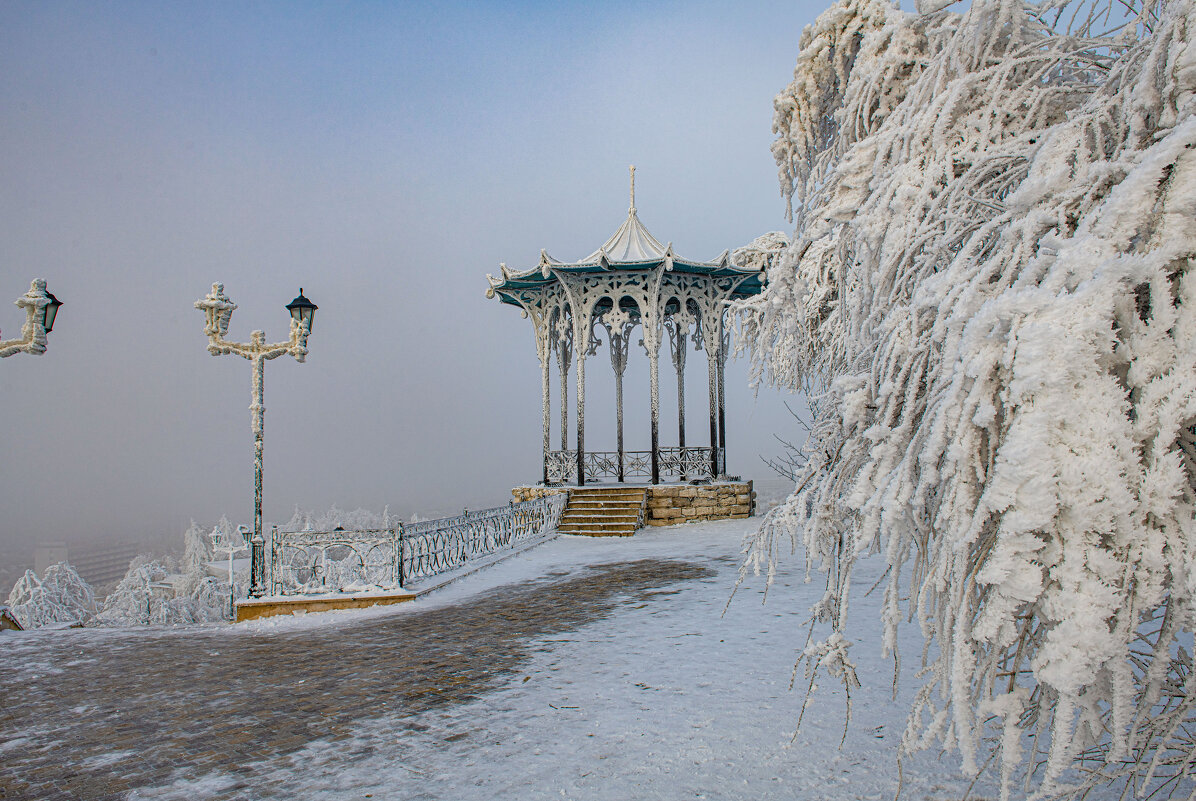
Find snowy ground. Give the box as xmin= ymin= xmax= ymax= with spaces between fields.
xmin=1 ymin=517 xmax=1066 ymax=800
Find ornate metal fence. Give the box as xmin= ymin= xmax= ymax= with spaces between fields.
xmin=546 ymin=446 xmax=723 ymax=484
xmin=269 ymin=494 xmax=567 ymax=596
xmin=545 ymin=449 xmax=577 ymax=485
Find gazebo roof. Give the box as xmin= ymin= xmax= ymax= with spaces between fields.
xmin=580 ymin=205 xmax=667 ymax=263
xmin=486 ymin=176 xmax=767 ymax=308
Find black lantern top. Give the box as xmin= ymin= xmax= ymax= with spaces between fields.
xmin=286 ymin=288 xmax=317 ymax=332
xmin=43 ymin=289 xmax=62 ymax=333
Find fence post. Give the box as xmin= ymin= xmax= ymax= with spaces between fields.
xmin=396 ymin=523 xmax=406 ymax=589
xmin=269 ymin=525 xmax=279 ymax=597
xmin=250 ymin=528 xmax=267 ymax=598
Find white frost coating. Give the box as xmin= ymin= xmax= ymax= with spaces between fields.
xmin=5 ymin=563 xmax=97 ymax=629
xmin=278 ymin=504 xmax=394 ymax=532
xmin=740 ymin=1 xmax=1196 ymax=798
xmin=97 ymin=555 xmax=230 ymax=627
xmin=0 ymin=278 xmax=56 ymax=358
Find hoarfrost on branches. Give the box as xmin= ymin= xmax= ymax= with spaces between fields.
xmin=97 ymin=518 xmax=240 ymax=627
xmin=177 ymin=520 xmax=215 ymax=598
xmin=279 ymin=504 xmax=393 ymax=533
xmin=740 ymin=0 xmax=1196 ymax=797
xmin=5 ymin=563 xmax=97 ymax=629
xmin=97 ymin=555 xmax=230 ymax=626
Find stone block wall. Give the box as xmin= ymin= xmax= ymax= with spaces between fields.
xmin=510 ymin=481 xmax=755 ymax=527
xmin=643 ymin=481 xmax=754 ymax=526
xmin=510 ymin=485 xmax=569 ymax=503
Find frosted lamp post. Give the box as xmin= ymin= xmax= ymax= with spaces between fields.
xmin=0 ymin=279 xmax=63 ymax=358
xmin=195 ymin=283 xmax=317 ymax=597
xmin=210 ymin=524 xmax=250 ymax=620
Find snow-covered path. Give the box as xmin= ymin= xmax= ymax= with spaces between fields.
xmin=3 ymin=519 xmax=1009 ymax=800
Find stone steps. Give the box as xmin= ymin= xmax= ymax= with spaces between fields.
xmin=564 ymin=501 xmax=639 ymax=512
xmin=558 ymin=487 xmax=647 ymax=537
xmin=559 ymin=512 xmax=642 ymax=527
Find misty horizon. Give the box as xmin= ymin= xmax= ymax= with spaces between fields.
xmin=0 ymin=1 xmax=820 ymax=563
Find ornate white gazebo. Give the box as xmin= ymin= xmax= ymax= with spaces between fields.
xmin=486 ymin=168 xmax=773 ymax=486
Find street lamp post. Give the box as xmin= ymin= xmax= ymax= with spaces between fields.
xmin=195 ymin=283 xmax=317 ymax=598
xmin=0 ymin=279 xmax=62 ymax=358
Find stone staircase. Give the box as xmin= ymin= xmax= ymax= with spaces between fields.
xmin=557 ymin=486 xmax=648 ymax=537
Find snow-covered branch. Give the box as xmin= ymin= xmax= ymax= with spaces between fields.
xmin=742 ymin=0 xmax=1196 ymax=797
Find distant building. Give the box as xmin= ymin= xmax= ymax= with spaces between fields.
xmin=34 ymin=541 xmax=143 ymax=588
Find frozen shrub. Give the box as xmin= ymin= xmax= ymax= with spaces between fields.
xmin=5 ymin=563 xmax=97 ymax=629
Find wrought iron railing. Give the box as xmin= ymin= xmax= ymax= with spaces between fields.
xmin=268 ymin=494 xmax=568 ymax=596
xmin=545 ymin=449 xmax=577 ymax=485
xmin=545 ymin=446 xmax=724 ymax=484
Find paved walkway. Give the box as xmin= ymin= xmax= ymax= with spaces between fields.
xmin=0 ymin=559 xmax=713 ymax=801
xmin=2 ymin=521 xmax=996 ymax=801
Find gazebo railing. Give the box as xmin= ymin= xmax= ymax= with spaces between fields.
xmin=546 ymin=449 xmax=577 ymax=485
xmin=269 ymin=494 xmax=568 ymax=596
xmin=546 ymin=446 xmax=724 ymax=484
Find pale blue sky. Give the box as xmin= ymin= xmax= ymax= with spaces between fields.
xmin=0 ymin=1 xmax=823 ymax=552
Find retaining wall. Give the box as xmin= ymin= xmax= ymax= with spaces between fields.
xmin=512 ymin=480 xmax=755 ymax=527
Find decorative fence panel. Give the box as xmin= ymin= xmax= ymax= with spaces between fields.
xmin=269 ymin=494 xmax=567 ymax=597
xmin=546 ymin=446 xmax=723 ymax=484
xmin=545 ymin=449 xmax=576 ymax=485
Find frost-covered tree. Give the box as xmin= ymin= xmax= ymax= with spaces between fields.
xmin=97 ymin=556 xmax=168 ymax=626
xmin=176 ymin=520 xmax=214 ymax=598
xmin=5 ymin=562 xmax=98 ymax=629
xmin=280 ymin=504 xmax=393 ymax=532
xmin=741 ymin=0 xmax=1196 ymax=798
xmin=98 ymin=554 xmax=229 ymax=626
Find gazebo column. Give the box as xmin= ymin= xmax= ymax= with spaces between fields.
xmin=559 ymin=362 xmax=568 ymax=451
xmin=645 ymin=306 xmax=663 ymax=485
xmin=665 ymin=315 xmax=689 ymax=480
xmin=540 ymin=344 xmax=551 ymax=486
xmin=717 ymin=316 xmax=728 ymax=477
xmin=603 ymin=315 xmax=633 ymax=484
xmin=614 ymin=367 xmax=624 ymax=481
xmin=573 ymin=315 xmax=603 ymax=485
xmin=553 ymin=311 xmax=573 ymax=484
xmin=677 ymin=355 xmax=686 ymax=452
xmin=642 ymin=269 xmax=668 ymax=486
xmin=576 ymin=348 xmax=586 ymax=486
xmin=649 ymin=346 xmax=660 ymax=484
xmin=706 ymin=347 xmax=719 ymax=479
xmin=555 ymin=332 xmax=571 ymax=453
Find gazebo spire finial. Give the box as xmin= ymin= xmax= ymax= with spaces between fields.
xmin=629 ymin=165 xmax=636 ymax=215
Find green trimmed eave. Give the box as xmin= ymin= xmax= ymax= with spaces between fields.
xmin=488 ymin=258 xmax=765 ymax=310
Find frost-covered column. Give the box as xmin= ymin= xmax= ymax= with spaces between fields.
xmin=665 ymin=307 xmax=694 ymax=477
xmin=698 ymin=303 xmax=721 ymax=479
xmin=717 ymin=311 xmax=728 ymax=477
xmin=195 ymin=283 xmax=313 ymax=598
xmin=601 ymin=309 xmax=634 ymax=482
xmin=529 ymin=294 xmax=558 ymax=486
xmin=573 ymin=319 xmax=603 ymax=486
xmin=527 ymin=301 xmax=554 ymax=486
xmin=0 ymin=279 xmax=61 ymax=358
xmin=554 ymin=310 xmax=572 ymax=452
xmin=540 ymin=335 xmax=551 ymax=485
xmin=556 ymin=276 xmax=602 ymax=486
xmin=574 ymin=321 xmax=587 ymax=486
xmin=642 ymin=268 xmax=667 ymax=484
xmin=696 ymin=276 xmax=747 ymax=479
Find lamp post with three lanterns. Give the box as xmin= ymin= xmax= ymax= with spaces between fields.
xmin=195 ymin=283 xmax=317 ymax=598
